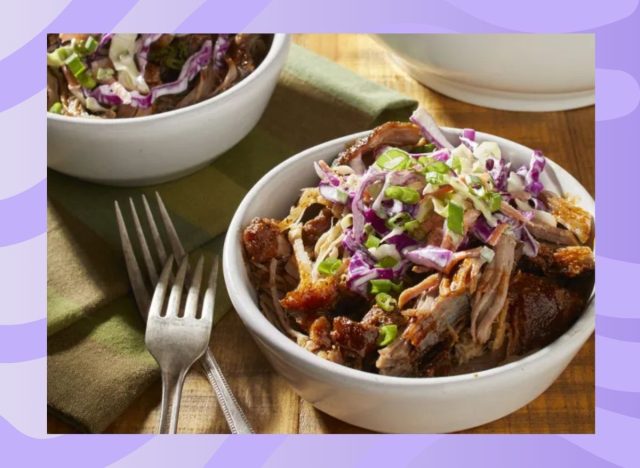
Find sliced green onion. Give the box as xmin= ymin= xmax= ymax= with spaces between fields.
xmin=385 ymin=186 xmax=420 ymax=204
xmin=63 ymin=53 xmax=96 ymax=89
xmin=404 ymin=219 xmax=420 ymax=233
xmin=386 ymin=212 xmax=413 ymax=229
xmin=405 ymin=219 xmax=425 ymax=240
xmin=412 ymin=143 xmax=436 ymax=153
xmin=47 ymin=47 xmax=72 ymax=68
xmin=375 ymin=292 xmax=397 ymax=312
xmin=418 ymin=156 xmax=433 ymax=166
xmin=425 ymin=173 xmax=446 ymax=185
xmin=364 ymin=233 xmax=381 ymax=249
xmin=318 ymin=258 xmax=342 ymax=276
xmin=83 ymin=36 xmax=98 ymax=54
xmin=376 ymin=256 xmax=398 ymax=268
xmin=486 ymin=192 xmax=502 ymax=212
xmin=64 ymin=53 xmax=87 ymax=77
xmin=96 ymin=67 xmax=115 ymax=81
xmin=377 ymin=324 xmax=398 ymax=347
xmin=447 ymin=202 xmax=464 ymax=235
xmin=76 ymin=71 xmax=97 ymax=89
xmin=371 ymin=279 xmax=392 ymax=295
xmin=375 ymin=148 xmax=410 ymax=171
xmin=425 ymin=161 xmax=450 ymax=174
xmin=72 ymin=36 xmax=98 ymax=56
xmin=48 ymin=102 xmax=63 ymax=114
xmin=370 ymin=279 xmax=402 ymax=295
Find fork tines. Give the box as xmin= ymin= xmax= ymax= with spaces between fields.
xmin=115 ymin=193 xmax=188 ymax=320
xmin=149 ymin=255 xmax=217 ymax=321
xmin=145 ymin=253 xmax=217 ymax=434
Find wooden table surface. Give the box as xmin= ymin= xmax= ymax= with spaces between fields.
xmin=48 ymin=34 xmax=595 ymax=434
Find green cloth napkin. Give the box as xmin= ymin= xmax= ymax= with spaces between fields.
xmin=47 ymin=43 xmax=417 ymax=433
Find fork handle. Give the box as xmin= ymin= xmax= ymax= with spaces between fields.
xmin=158 ymin=369 xmax=187 ymax=434
xmin=200 ymin=349 xmax=254 ymax=434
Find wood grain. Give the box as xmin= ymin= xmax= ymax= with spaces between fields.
xmin=48 ymin=34 xmax=594 ymax=434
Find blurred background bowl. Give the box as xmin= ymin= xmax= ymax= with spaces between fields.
xmin=373 ymin=34 xmax=594 ymax=112
xmin=48 ymin=34 xmax=290 ymax=187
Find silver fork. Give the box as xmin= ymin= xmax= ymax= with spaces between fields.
xmin=115 ymin=193 xmax=253 ymax=434
xmin=146 ymin=255 xmax=215 ymax=433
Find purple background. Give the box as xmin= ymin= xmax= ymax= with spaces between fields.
xmin=2 ymin=0 xmax=637 ymax=466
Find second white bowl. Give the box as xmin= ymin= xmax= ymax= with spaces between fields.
xmin=47 ymin=34 xmax=291 ymax=186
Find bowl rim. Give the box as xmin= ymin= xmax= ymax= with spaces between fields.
xmin=47 ymin=34 xmax=290 ymax=125
xmin=223 ymin=128 xmax=595 ymax=388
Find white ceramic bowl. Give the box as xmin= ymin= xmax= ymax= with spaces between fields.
xmin=47 ymin=34 xmax=291 ymax=186
xmin=374 ymin=34 xmax=595 ymax=112
xmin=223 ymin=129 xmax=595 ymax=433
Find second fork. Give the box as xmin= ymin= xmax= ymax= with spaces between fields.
xmin=145 ymin=255 xmax=216 ymax=434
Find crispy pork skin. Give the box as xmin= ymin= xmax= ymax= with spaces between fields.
xmin=541 ymin=192 xmax=592 ymax=244
xmin=507 ymin=272 xmax=587 ymax=355
xmin=519 ymin=242 xmax=594 ymax=279
xmin=552 ymin=246 xmax=594 ymax=277
xmin=243 ymin=217 xmax=290 ymax=263
xmin=331 ymin=316 xmax=379 ymax=357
